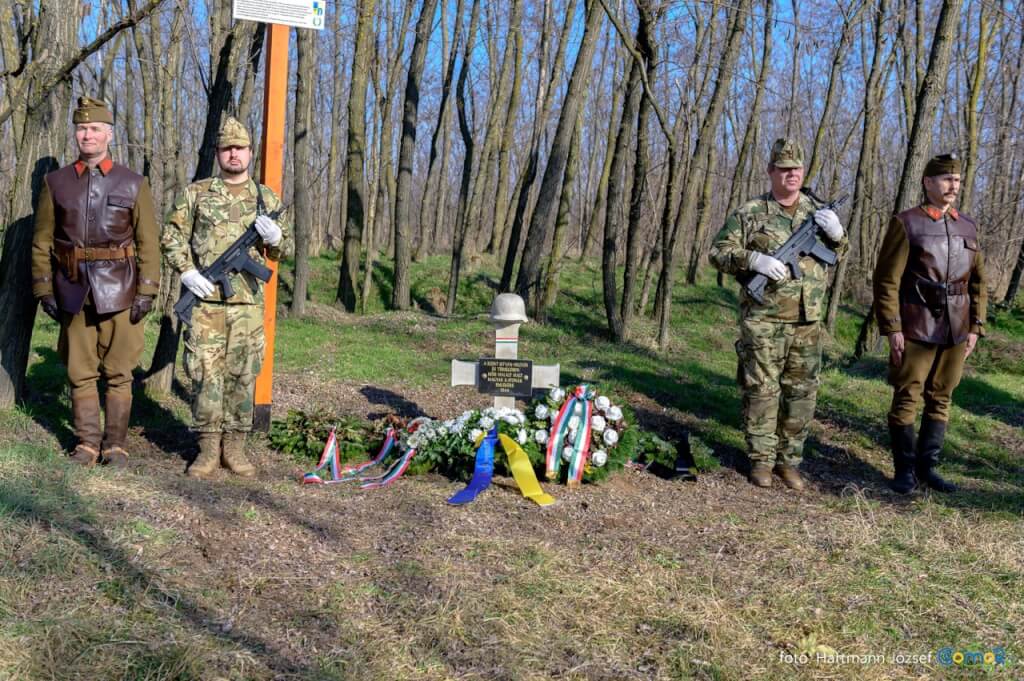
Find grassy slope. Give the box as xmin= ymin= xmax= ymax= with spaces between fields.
xmin=1 ymin=253 xmax=1021 ymax=680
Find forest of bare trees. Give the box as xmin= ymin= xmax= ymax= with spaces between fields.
xmin=2 ymin=0 xmax=1023 ymax=407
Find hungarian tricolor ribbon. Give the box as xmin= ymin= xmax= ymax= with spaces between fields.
xmin=546 ymin=385 xmax=593 ymax=486
xmin=302 ymin=427 xmax=415 ymax=489
xmin=498 ymin=433 xmax=556 ymax=506
xmin=565 ymin=398 xmax=593 ymax=488
xmin=447 ymin=428 xmax=497 ymax=505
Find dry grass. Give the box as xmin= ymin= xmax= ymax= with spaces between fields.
xmin=1 ymin=387 xmax=1021 ymax=681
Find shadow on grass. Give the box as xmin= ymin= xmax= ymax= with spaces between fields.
xmin=360 ymin=385 xmax=426 ymax=420
xmin=840 ymin=354 xmax=1023 ymax=429
xmin=0 ymin=461 xmax=314 ymax=678
xmin=24 ymin=347 xmax=196 ymax=466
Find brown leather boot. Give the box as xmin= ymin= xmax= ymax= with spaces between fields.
xmin=221 ymin=431 xmax=256 ymax=477
xmin=101 ymin=393 xmax=132 ymax=468
xmin=70 ymin=394 xmax=102 ymax=466
xmin=774 ymin=463 xmax=805 ymax=490
xmin=188 ymin=432 xmax=222 ymax=479
xmin=749 ymin=462 xmax=773 ymax=488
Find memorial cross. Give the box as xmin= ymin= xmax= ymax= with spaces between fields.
xmin=451 ymin=294 xmax=560 ymax=409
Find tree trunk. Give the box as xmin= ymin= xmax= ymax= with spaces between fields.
xmin=515 ymin=0 xmax=603 ymax=309
xmin=0 ymin=0 xmax=77 ymax=406
xmin=445 ymin=0 xmax=482 ymax=315
xmin=538 ymin=114 xmax=582 ymax=322
xmin=856 ymin=0 xmax=962 ymax=356
xmin=825 ymin=0 xmax=892 ymax=335
xmin=958 ymin=4 xmax=998 ymax=213
xmin=144 ymin=4 xmax=186 ymax=395
xmin=290 ymin=26 xmax=316 ymax=316
xmin=337 ymin=0 xmax=377 ymax=311
xmin=414 ymin=0 xmax=459 ymax=262
xmin=499 ymin=0 xmax=576 ymax=291
xmin=391 ymin=0 xmax=440 ymax=310
xmin=600 ymin=56 xmax=643 ymax=341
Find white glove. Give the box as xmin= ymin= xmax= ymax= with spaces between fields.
xmin=255 ymin=215 xmax=282 ymax=247
xmin=181 ymin=269 xmax=215 ymax=298
xmin=814 ymin=208 xmax=844 ymax=241
xmin=749 ymin=252 xmax=789 ymax=282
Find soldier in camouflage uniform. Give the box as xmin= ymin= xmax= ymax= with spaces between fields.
xmin=709 ymin=139 xmax=848 ymax=489
xmin=162 ymin=117 xmax=290 ymax=478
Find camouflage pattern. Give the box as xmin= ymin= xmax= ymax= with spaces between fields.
xmin=737 ymin=319 xmax=822 ymax=465
xmin=162 ymin=177 xmax=290 ymax=306
xmin=217 ymin=116 xmax=251 ymax=148
xmin=711 ymin=188 xmax=848 ymax=467
xmin=184 ymin=301 xmax=265 ymax=433
xmin=769 ymin=138 xmax=804 ymax=168
xmin=708 ymin=191 xmax=848 ymax=322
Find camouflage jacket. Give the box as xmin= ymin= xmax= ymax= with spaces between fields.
xmin=162 ymin=177 xmax=291 ymax=306
xmin=708 ymin=191 xmax=848 ymax=322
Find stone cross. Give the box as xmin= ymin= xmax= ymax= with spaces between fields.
xmin=451 ymin=293 xmax=560 ymax=409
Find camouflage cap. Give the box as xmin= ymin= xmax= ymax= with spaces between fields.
xmin=923 ymin=152 xmax=961 ymax=177
xmin=217 ymin=116 xmax=251 ymax=148
xmin=769 ymin=138 xmax=804 ymax=169
xmin=72 ymin=96 xmax=113 ymax=125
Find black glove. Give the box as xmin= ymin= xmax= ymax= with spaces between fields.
xmin=39 ymin=295 xmax=59 ymax=322
xmin=129 ymin=295 xmax=154 ymax=324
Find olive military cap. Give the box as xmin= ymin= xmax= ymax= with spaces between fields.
xmin=72 ymin=96 xmax=114 ymax=125
xmin=217 ymin=116 xmax=251 ymax=148
xmin=923 ymin=152 xmax=961 ymax=177
xmin=770 ymin=138 xmax=804 ymax=169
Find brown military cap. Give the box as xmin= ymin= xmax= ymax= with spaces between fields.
xmin=923 ymin=152 xmax=961 ymax=177
xmin=217 ymin=116 xmax=251 ymax=148
xmin=72 ymin=96 xmax=113 ymax=125
xmin=770 ymin=138 xmax=804 ymax=169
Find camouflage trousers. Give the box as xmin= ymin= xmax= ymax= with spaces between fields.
xmin=736 ymin=318 xmax=822 ymax=465
xmin=183 ymin=301 xmax=265 ymax=433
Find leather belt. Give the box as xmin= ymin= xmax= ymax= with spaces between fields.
xmin=54 ymin=242 xmax=135 ymax=282
xmin=78 ymin=244 xmax=136 ymax=261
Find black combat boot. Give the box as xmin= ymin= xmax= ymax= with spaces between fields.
xmin=888 ymin=423 xmax=917 ymax=494
xmin=915 ymin=418 xmax=957 ymax=493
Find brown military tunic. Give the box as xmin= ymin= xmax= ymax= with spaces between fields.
xmin=32 ymin=156 xmax=161 ymax=403
xmin=873 ymin=204 xmax=987 ymax=425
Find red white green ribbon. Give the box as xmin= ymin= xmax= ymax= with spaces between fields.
xmin=545 ymin=385 xmax=593 ymax=486
xmin=302 ymin=427 xmax=415 ymax=489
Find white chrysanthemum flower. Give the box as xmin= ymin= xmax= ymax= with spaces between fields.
xmin=517 ymin=429 xmax=527 ymax=444
xmin=534 ymin=429 xmax=548 ymax=444
xmin=562 ymin=446 xmax=574 ymax=462
xmin=479 ymin=416 xmax=495 ymax=430
xmin=573 ymin=402 xmax=584 ymax=415
xmin=535 ymin=404 xmax=549 ymax=420
xmin=595 ymin=395 xmax=611 ymax=411
xmin=550 ymin=387 xmax=565 ymax=403
xmin=470 ymin=428 xmax=483 ymax=443
xmin=566 ymin=429 xmax=576 ymax=444
xmin=407 ymin=434 xmax=422 ymax=449
xmin=603 ymin=429 xmax=619 ymax=446
xmin=591 ymin=415 xmax=607 ymax=433
xmin=591 ymin=450 xmax=608 ymax=467
xmin=607 ymin=406 xmax=623 ymax=421
xmin=502 ymin=413 xmax=519 ymax=424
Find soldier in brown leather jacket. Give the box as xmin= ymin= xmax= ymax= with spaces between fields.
xmin=31 ymin=97 xmax=161 ymax=467
xmin=873 ymin=153 xmax=987 ymax=494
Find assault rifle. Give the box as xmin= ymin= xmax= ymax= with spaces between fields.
xmin=742 ymin=193 xmax=848 ymax=305
xmin=174 ymin=207 xmax=283 ymax=326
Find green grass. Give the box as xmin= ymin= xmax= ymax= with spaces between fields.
xmin=2 ymin=255 xmax=1022 ymax=680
